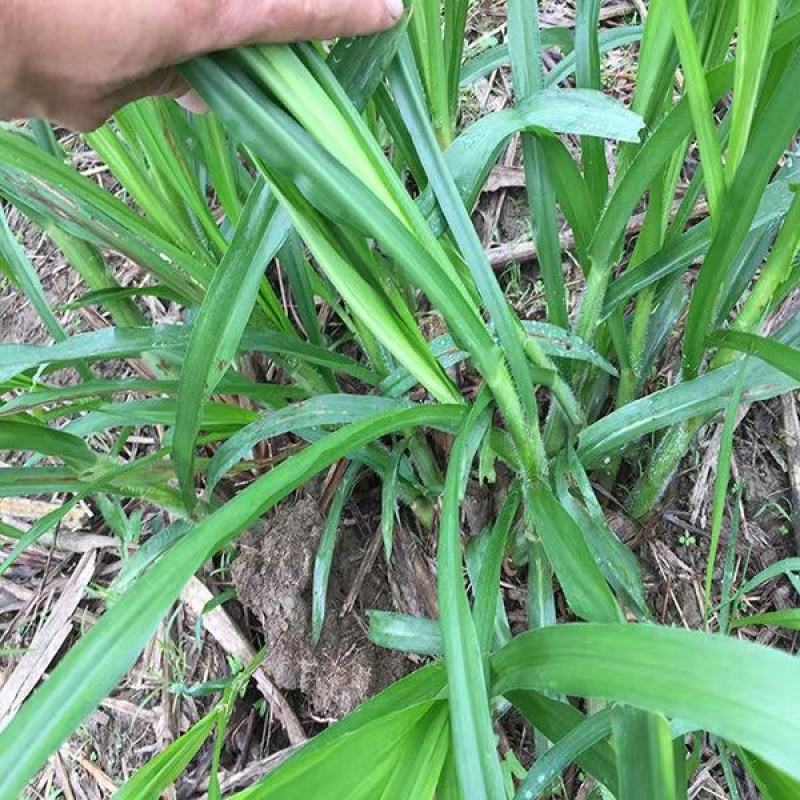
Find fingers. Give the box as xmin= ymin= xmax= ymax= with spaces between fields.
xmin=116 ymin=69 xmax=208 ymax=115
xmin=12 ymin=0 xmax=405 ymax=132
xmin=169 ymin=0 xmax=404 ymax=62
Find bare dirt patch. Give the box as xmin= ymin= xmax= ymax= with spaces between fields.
xmin=231 ymin=493 xmax=409 ymax=719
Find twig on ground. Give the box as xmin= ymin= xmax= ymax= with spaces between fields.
xmin=780 ymin=392 xmax=800 ymax=554
xmin=68 ymin=748 xmax=118 ymax=795
xmin=630 ymin=0 xmax=648 ymax=20
xmin=53 ymin=751 xmax=76 ymax=800
xmin=690 ymin=405 xmax=749 ymax=526
xmin=341 ymin=526 xmax=383 ymax=617
xmin=180 ymin=576 xmax=306 ymax=746
xmin=486 ymin=199 xmax=709 ymax=269
xmin=0 ymin=551 xmax=96 ymax=731
xmin=192 ymin=744 xmax=303 ymax=799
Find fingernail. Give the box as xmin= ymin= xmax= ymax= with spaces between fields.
xmin=386 ymin=0 xmax=404 ymax=21
xmin=176 ymin=90 xmax=209 ymax=115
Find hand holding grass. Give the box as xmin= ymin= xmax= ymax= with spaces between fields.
xmin=0 ymin=0 xmax=404 ymax=131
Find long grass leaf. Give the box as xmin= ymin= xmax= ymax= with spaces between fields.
xmin=0 ymin=420 xmax=96 ymax=472
xmin=671 ymin=0 xmax=726 ymax=227
xmin=173 ymin=178 xmax=289 ymax=506
xmin=730 ymin=609 xmax=800 ymax=631
xmin=473 ymin=488 xmax=521 ymax=655
xmin=439 ymin=390 xmax=506 ymax=799
xmin=726 ymin=0 xmax=779 ymax=182
xmin=579 ymin=316 xmax=800 ymax=466
xmin=492 ymin=623 xmax=800 ymax=779
xmin=525 ymin=483 xmax=621 ymax=623
xmin=704 ymin=366 xmax=746 ymax=613
xmin=513 ymin=708 xmax=614 ymax=800
xmin=612 ymin=707 xmax=677 ymax=800
xmin=507 ymin=690 xmax=618 ymax=793
xmin=112 ymin=712 xmax=217 ymax=798
xmin=389 ymin=39 xmax=543 ymax=477
xmin=683 ymin=46 xmax=800 ymax=378
xmin=312 ymin=462 xmax=361 ymax=644
xmin=708 ymin=330 xmax=800 ymax=382
xmin=0 ymin=405 xmax=463 ymax=795
xmin=575 ymin=0 xmax=609 ymax=216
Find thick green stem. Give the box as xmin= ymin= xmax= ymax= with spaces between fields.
xmin=715 ymin=188 xmax=800 ymax=372
xmin=632 ymin=187 xmax=800 ymax=519
xmin=523 ymin=336 xmax=585 ymax=428
xmin=47 ymin=229 xmax=147 ymax=329
xmin=628 ymin=418 xmax=700 ymax=519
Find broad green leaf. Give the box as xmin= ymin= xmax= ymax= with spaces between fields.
xmin=525 ymin=482 xmax=621 ymax=623
xmin=739 ymin=750 xmax=800 ymax=799
xmin=368 ymin=611 xmax=442 ymax=657
xmin=438 ymin=392 xmax=506 ymax=800
xmin=112 ymin=712 xmax=217 ymax=798
xmin=234 ymin=668 xmax=450 ymax=798
xmin=612 ymin=706 xmax=677 ymax=800
xmin=0 ymin=404 xmax=462 ymax=795
xmin=492 ymin=623 xmax=800 ymax=780
xmin=237 ymin=703 xmax=434 ymax=799
xmin=378 ymin=706 xmax=450 ymax=800
xmin=421 ymin=88 xmax=645 ymax=237
xmin=730 ymin=609 xmax=800 ymax=631
xmin=0 ymin=419 xmax=96 ymax=472
xmin=513 ymin=708 xmax=614 ymax=800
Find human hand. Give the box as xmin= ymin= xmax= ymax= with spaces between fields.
xmin=0 ymin=0 xmax=403 ymax=131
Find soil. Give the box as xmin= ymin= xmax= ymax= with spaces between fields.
xmin=231 ymin=493 xmax=409 ymax=719
xmin=0 ymin=211 xmax=81 ymax=346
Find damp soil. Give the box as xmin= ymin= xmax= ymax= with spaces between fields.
xmin=231 ymin=493 xmax=411 ymax=719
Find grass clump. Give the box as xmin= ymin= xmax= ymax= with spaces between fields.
xmin=1 ymin=0 xmax=800 ymax=796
